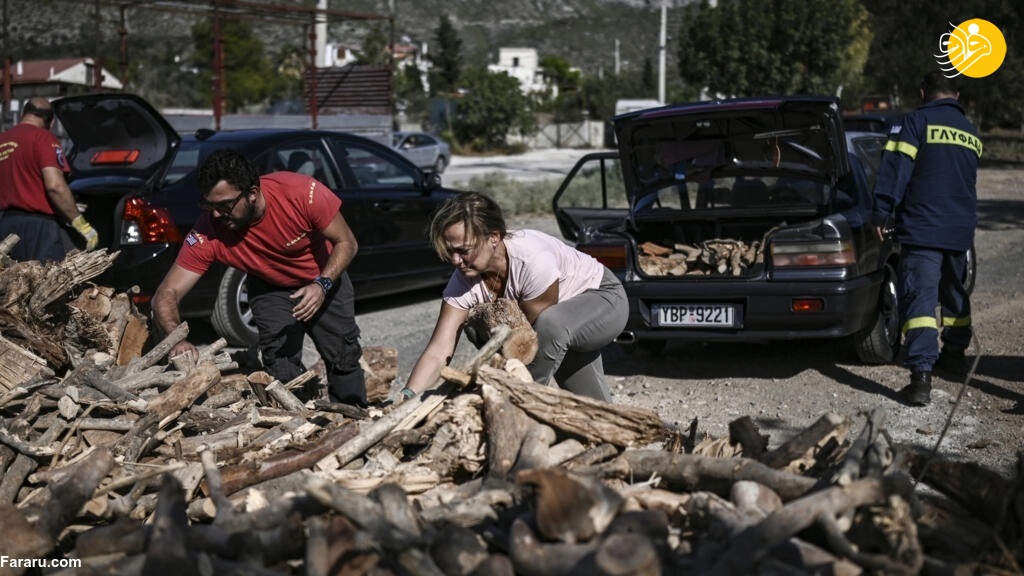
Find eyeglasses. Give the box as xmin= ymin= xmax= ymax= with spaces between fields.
xmin=199 ymin=190 xmax=247 ymax=213
xmin=447 ymin=243 xmax=478 ymax=261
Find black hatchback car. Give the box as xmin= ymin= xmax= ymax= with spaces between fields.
xmin=53 ymin=93 xmax=459 ymax=346
xmin=553 ymin=96 xmax=974 ymax=364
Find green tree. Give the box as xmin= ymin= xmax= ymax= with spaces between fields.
xmin=453 ymin=69 xmax=535 ymax=150
xmin=192 ymin=17 xmax=277 ymax=112
xmin=677 ymin=0 xmax=871 ymax=98
xmin=858 ymin=0 xmax=1024 ymax=130
xmin=356 ymin=25 xmax=391 ymax=66
xmin=429 ymin=15 xmax=463 ymax=95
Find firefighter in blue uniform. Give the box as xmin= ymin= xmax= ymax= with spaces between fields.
xmin=872 ymin=71 xmax=981 ymax=406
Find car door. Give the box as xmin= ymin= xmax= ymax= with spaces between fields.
xmin=552 ymin=151 xmax=630 ymax=243
xmin=326 ymin=135 xmax=451 ymax=294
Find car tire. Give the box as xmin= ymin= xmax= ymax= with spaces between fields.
xmin=854 ymin=264 xmax=900 ymax=364
xmin=211 ymin=267 xmax=258 ymax=347
xmin=433 ymin=155 xmax=447 ymax=174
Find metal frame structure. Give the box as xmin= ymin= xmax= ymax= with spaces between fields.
xmin=1 ymin=0 xmax=391 ymax=129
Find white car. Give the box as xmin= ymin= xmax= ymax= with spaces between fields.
xmin=392 ymin=131 xmax=451 ymax=174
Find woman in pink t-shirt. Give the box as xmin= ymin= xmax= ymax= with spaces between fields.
xmin=402 ymin=192 xmax=627 ymax=401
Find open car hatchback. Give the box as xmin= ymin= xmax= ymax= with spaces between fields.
xmin=554 ymin=96 xmax=906 ymax=363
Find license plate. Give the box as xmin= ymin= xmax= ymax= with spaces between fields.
xmin=653 ymin=304 xmax=736 ymax=327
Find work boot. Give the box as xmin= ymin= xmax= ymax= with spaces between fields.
xmin=934 ymin=349 xmax=967 ymax=377
xmin=899 ymin=371 xmax=932 ymax=406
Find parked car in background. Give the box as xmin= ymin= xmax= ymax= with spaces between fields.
xmin=842 ymin=111 xmax=901 ymax=134
xmin=392 ymin=131 xmax=450 ymax=174
xmin=552 ymin=96 xmax=974 ymax=364
xmin=54 ymin=93 xmax=461 ymax=346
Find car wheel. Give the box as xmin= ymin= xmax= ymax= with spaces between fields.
xmin=963 ymin=243 xmax=977 ymax=295
xmin=433 ymin=155 xmax=447 ymax=174
xmin=211 ymin=267 xmax=258 ymax=347
xmin=853 ymin=263 xmax=900 ymax=364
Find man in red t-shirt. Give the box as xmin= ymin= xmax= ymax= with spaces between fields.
xmin=152 ymin=149 xmax=366 ymax=406
xmin=0 ymin=96 xmax=98 ymax=262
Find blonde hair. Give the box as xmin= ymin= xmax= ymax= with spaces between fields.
xmin=429 ymin=192 xmax=507 ymax=260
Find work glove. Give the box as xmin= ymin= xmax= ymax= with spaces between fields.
xmin=71 ymin=215 xmax=99 ymax=250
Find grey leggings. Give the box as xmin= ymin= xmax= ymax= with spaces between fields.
xmin=528 ymin=268 xmax=627 ymax=401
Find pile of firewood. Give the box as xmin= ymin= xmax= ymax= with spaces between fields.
xmin=0 ymin=244 xmax=1021 ymax=576
xmin=638 ymin=239 xmax=764 ymax=277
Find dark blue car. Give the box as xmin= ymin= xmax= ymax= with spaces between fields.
xmin=54 ymin=93 xmax=460 ymax=346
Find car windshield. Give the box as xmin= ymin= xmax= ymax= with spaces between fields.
xmin=162 ymin=139 xmax=202 ymax=186
xmin=392 ymin=134 xmax=404 ymax=147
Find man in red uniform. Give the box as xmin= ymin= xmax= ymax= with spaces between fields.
xmin=0 ymin=96 xmax=98 ymax=262
xmin=152 ymin=149 xmax=367 ymax=406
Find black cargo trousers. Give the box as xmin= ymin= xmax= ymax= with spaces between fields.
xmin=247 ymin=272 xmax=366 ymax=407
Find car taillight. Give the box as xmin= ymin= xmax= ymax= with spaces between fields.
xmin=122 ymin=197 xmax=183 ymax=245
xmin=579 ymin=243 xmax=628 ymax=270
xmin=770 ymin=240 xmax=855 ymax=267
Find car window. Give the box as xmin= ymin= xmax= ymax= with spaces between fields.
xmin=331 ymin=139 xmax=417 ymax=189
xmin=636 ymin=175 xmax=826 ymax=212
xmin=558 ymin=156 xmax=629 ymax=209
xmin=162 ymin=140 xmax=201 ymax=185
xmin=270 ymin=142 xmax=338 ymax=189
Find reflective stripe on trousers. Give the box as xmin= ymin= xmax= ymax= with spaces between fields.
xmin=898 ymin=246 xmax=971 ymax=372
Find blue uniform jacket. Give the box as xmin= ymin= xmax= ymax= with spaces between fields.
xmin=871 ymin=98 xmax=980 ymax=252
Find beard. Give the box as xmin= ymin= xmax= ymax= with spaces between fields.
xmin=217 ymin=197 xmax=257 ymax=231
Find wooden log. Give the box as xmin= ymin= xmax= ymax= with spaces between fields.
xmin=116 ymin=310 xmax=149 ymax=367
xmin=0 ymin=334 xmax=49 ymax=392
xmin=763 ymin=412 xmax=850 ymax=471
xmin=603 ymin=449 xmax=817 ymax=502
xmin=516 ymin=467 xmax=623 ymax=544
xmin=0 ymin=423 xmax=63 ymax=505
xmin=316 ymin=325 xmax=512 ymax=471
xmin=508 ymin=515 xmax=596 ymax=576
xmin=429 ymin=523 xmax=489 ymax=576
xmin=706 ymin=476 xmax=905 ymax=575
xmin=218 ymin=421 xmax=358 ymax=495
xmin=483 ymin=384 xmax=530 ymax=478
xmin=512 ymin=418 xmax=556 ymax=472
xmin=265 ymin=379 xmax=307 ymax=412
xmin=595 ymin=532 xmax=662 ymax=576
xmin=112 ymin=321 xmax=189 ymax=380
xmin=15 ymin=447 xmax=114 ymax=558
xmin=361 ymin=345 xmax=398 ymax=404
xmin=728 ymin=416 xmax=769 ymax=461
xmin=474 ymin=364 xmax=670 ymax=447
xmin=146 ymin=363 xmax=221 ymax=420
xmin=142 ymin=474 xmax=196 ymax=574
xmin=830 ymin=407 xmax=885 ymax=486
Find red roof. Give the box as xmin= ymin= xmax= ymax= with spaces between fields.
xmin=10 ymin=58 xmax=92 ymax=83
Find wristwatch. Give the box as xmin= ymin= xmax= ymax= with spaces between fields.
xmin=314 ymin=275 xmax=333 ymax=294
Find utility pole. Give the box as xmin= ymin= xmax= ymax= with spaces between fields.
xmin=658 ymin=1 xmax=666 ymax=104
xmin=614 ymin=38 xmax=620 ymax=76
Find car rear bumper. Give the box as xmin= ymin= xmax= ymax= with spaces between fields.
xmin=618 ymin=270 xmax=883 ymax=342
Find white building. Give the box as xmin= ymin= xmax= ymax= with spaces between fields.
xmin=487 ymin=47 xmax=555 ymax=97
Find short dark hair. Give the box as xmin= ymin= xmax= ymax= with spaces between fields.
xmin=921 ymin=71 xmax=959 ymax=101
xmin=197 ymin=149 xmax=259 ymax=196
xmin=22 ymin=98 xmax=54 ymax=127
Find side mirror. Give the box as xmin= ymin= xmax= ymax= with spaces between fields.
xmin=423 ymin=171 xmax=442 ymax=191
